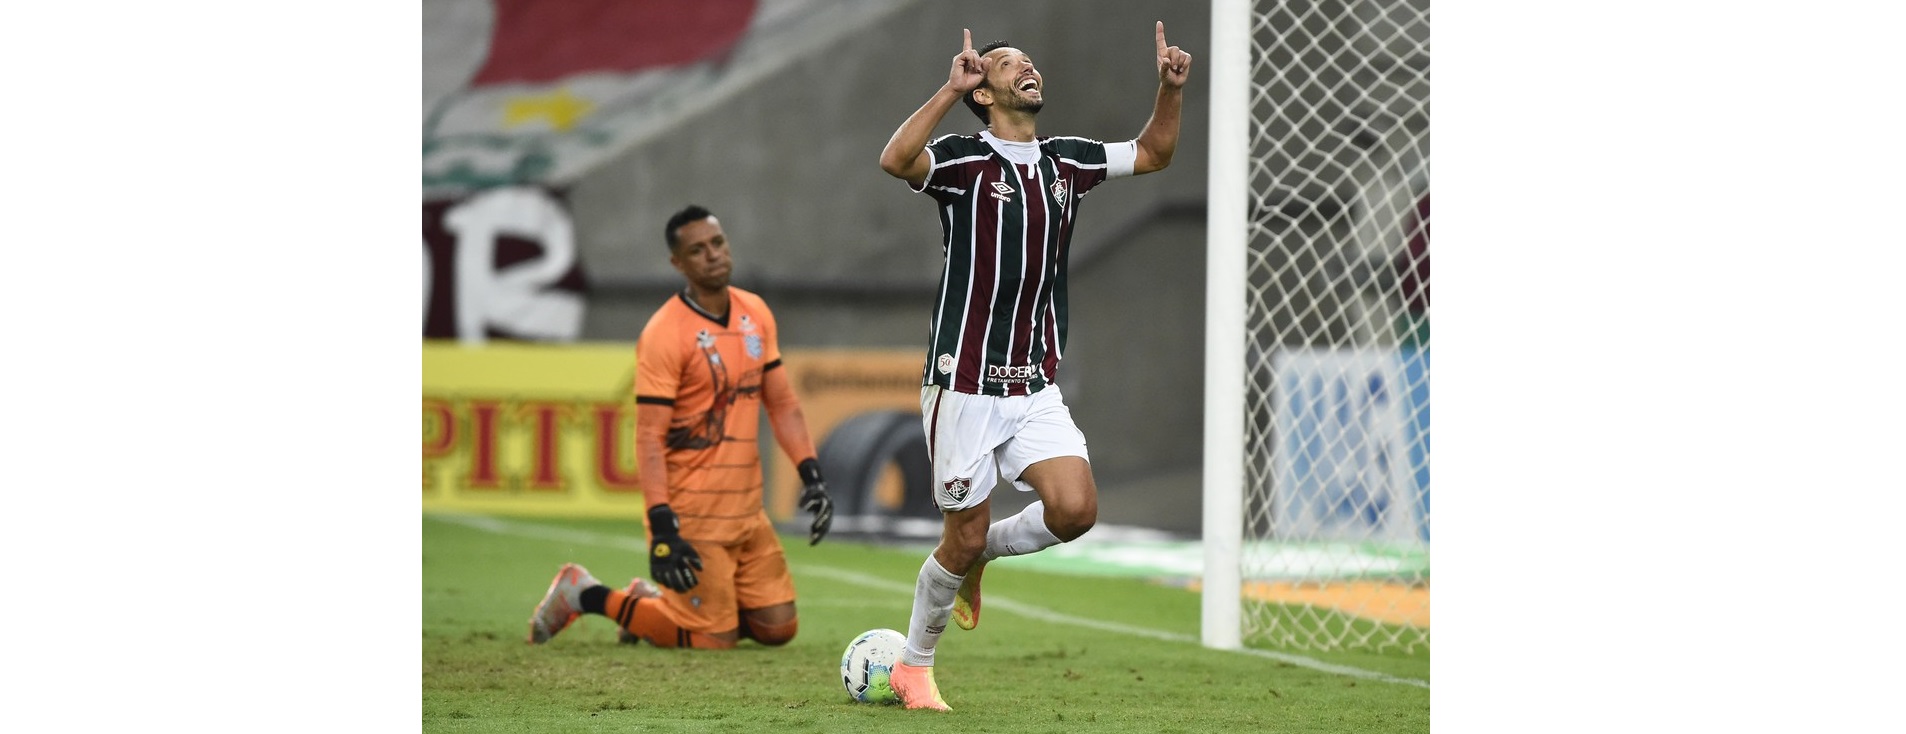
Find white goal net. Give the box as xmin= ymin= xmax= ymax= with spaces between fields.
xmin=1204 ymin=0 xmax=1430 ymax=653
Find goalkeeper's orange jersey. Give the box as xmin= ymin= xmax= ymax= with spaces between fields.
xmin=635 ymin=287 xmax=782 ymax=543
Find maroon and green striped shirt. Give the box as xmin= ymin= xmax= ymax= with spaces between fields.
xmin=910 ymin=131 xmax=1135 ymax=397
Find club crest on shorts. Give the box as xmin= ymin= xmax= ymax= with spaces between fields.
xmin=939 ymin=476 xmax=972 ymax=506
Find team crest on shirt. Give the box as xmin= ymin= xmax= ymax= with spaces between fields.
xmin=738 ymin=314 xmax=762 ymax=358
xmin=940 ymin=476 xmax=973 ymax=506
xmin=1050 ymin=178 xmax=1068 ymax=203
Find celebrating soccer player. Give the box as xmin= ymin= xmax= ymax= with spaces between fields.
xmin=875 ymin=23 xmax=1192 ymax=710
xmin=527 ymin=204 xmax=835 ymax=650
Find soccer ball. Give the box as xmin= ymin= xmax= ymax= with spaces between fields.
xmin=839 ymin=628 xmax=906 ymax=704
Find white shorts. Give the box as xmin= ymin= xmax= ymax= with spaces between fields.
xmin=919 ymin=384 xmax=1090 ymax=512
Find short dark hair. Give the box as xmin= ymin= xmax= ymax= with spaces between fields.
xmin=664 ymin=204 xmax=714 ymax=251
xmin=962 ymin=40 xmax=1013 ymax=124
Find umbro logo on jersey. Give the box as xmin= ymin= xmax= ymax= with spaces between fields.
xmin=989 ymin=181 xmax=1015 ymax=203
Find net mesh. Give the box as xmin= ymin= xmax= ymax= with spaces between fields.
xmin=1237 ymin=0 xmax=1430 ymax=653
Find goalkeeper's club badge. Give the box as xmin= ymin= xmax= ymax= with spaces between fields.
xmin=937 ymin=353 xmax=955 ymax=375
xmin=939 ymin=476 xmax=972 ymax=507
xmin=738 ymin=313 xmax=762 ymax=358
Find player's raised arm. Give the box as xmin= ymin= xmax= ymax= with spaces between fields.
xmin=880 ymin=28 xmax=991 ymax=186
xmin=1133 ymin=20 xmax=1193 ymax=175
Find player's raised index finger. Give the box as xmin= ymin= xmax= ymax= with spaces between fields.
xmin=963 ymin=28 xmax=972 ymax=53
xmin=1155 ymin=21 xmax=1167 ymax=54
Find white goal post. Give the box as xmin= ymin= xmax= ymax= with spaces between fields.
xmin=1203 ymin=0 xmax=1430 ymax=653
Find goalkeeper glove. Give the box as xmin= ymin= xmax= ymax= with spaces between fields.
xmin=797 ymin=458 xmax=834 ymax=546
xmin=646 ymin=504 xmax=702 ymax=592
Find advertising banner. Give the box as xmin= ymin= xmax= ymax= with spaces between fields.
xmin=1271 ymin=347 xmax=1431 ymax=545
xmin=423 ymin=342 xmax=927 ymax=522
xmin=766 ymin=350 xmax=927 ymax=526
xmin=423 ymin=341 xmax=642 ymax=517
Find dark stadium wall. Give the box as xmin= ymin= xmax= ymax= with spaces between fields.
xmin=567 ymin=0 xmax=1213 ymax=346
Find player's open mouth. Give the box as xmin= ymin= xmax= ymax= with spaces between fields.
xmin=1018 ymin=79 xmax=1038 ymax=92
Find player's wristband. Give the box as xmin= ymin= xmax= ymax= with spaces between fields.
xmin=648 ymin=504 xmax=682 ymax=536
xmin=797 ymin=458 xmax=824 ymax=487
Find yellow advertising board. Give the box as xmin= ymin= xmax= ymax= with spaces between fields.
xmin=422 ymin=341 xmax=924 ymax=520
xmin=422 ymin=340 xmax=646 ymax=517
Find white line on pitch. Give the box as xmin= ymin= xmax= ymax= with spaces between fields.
xmin=427 ymin=512 xmax=1429 ymax=689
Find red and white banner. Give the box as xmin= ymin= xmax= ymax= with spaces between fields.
xmin=423 ymin=0 xmax=919 ymax=196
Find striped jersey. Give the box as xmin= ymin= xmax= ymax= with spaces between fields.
xmin=910 ymin=130 xmax=1135 ymax=396
xmin=633 ymin=287 xmax=781 ymax=543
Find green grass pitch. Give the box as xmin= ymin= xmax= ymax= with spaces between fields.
xmin=423 ymin=514 xmax=1429 ymax=733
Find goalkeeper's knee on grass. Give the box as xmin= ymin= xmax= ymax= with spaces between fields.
xmin=740 ymin=615 xmax=798 ymax=646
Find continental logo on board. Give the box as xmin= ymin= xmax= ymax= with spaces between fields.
xmin=799 ymin=365 xmax=922 ymax=395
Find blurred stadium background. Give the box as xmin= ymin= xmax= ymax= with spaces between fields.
xmin=425 ymin=0 xmax=1222 ymax=537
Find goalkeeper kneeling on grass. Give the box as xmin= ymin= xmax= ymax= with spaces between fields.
xmin=526 ymin=204 xmax=834 ymax=649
